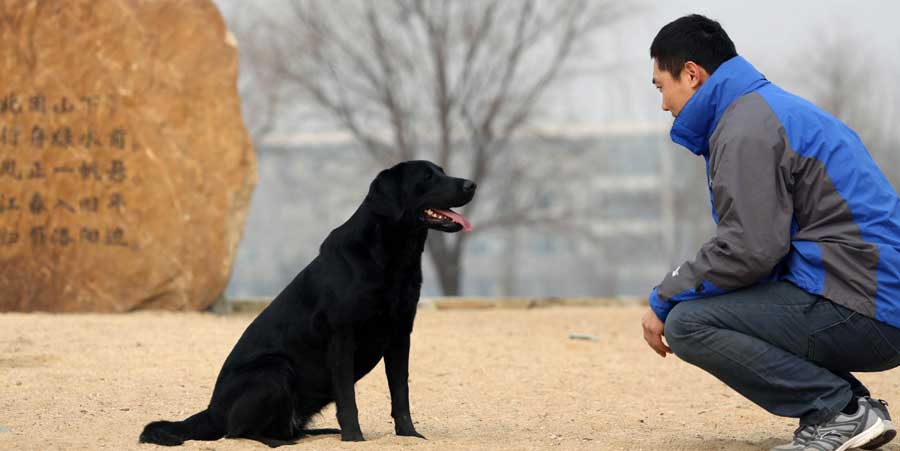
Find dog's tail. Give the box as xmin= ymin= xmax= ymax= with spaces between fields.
xmin=139 ymin=409 xmax=223 ymax=446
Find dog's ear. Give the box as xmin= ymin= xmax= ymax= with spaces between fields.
xmin=365 ymin=166 xmax=405 ymax=221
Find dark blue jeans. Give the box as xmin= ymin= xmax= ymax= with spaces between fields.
xmin=665 ymin=281 xmax=900 ymax=425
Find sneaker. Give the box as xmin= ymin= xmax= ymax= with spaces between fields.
xmin=801 ymin=397 xmax=893 ymax=451
xmin=770 ymin=424 xmax=816 ymax=451
xmin=861 ymin=397 xmax=896 ymax=450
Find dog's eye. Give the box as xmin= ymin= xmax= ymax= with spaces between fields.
xmin=424 ymin=173 xmax=434 ymax=181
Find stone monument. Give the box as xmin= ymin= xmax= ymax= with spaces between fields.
xmin=0 ymin=0 xmax=257 ymax=311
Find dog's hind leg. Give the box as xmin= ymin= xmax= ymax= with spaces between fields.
xmin=225 ymin=389 xmax=297 ymax=447
xmin=290 ymin=398 xmax=340 ymax=438
xmin=222 ymin=368 xmax=298 ymax=447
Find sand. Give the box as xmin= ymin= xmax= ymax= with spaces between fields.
xmin=1 ymin=306 xmax=898 ymax=451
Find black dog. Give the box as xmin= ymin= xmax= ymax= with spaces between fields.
xmin=139 ymin=160 xmax=475 ymax=447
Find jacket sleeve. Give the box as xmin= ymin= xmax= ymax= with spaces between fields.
xmin=650 ymin=103 xmax=794 ymax=322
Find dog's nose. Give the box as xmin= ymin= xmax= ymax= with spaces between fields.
xmin=463 ymin=180 xmax=477 ymax=193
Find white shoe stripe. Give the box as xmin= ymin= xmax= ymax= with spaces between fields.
xmin=838 ymin=419 xmax=886 ymax=451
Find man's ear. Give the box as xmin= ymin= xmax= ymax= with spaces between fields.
xmin=683 ymin=61 xmax=709 ymax=89
xmin=365 ymin=166 xmax=405 ymax=221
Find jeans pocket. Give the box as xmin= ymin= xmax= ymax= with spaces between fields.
xmin=807 ymin=306 xmax=895 ymax=372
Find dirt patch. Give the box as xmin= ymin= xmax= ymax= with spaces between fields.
xmin=1 ymin=307 xmax=898 ymax=451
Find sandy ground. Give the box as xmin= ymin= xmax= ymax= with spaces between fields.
xmin=1 ymin=306 xmax=899 ymax=451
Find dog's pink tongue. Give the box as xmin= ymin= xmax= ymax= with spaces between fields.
xmin=434 ymin=208 xmax=472 ymax=232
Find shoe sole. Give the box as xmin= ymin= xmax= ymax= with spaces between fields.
xmin=861 ymin=420 xmax=897 ymax=450
xmin=836 ymin=419 xmax=890 ymax=451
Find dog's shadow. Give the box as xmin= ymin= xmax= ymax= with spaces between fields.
xmin=233 ymin=431 xmax=394 ymax=449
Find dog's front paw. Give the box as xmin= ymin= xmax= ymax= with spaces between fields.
xmin=398 ymin=430 xmax=427 ymax=440
xmin=396 ymin=426 xmax=427 ymax=440
xmin=340 ymin=430 xmax=365 ymax=442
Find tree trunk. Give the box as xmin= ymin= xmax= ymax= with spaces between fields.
xmin=426 ymin=231 xmax=464 ymax=296
xmin=500 ymin=226 xmax=519 ymax=296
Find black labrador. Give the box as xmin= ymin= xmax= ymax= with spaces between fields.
xmin=139 ymin=160 xmax=475 ymax=447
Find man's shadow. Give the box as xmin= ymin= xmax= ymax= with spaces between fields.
xmin=672 ymin=437 xmax=838 ymax=451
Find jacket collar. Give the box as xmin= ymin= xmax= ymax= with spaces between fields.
xmin=669 ymin=55 xmax=769 ymax=155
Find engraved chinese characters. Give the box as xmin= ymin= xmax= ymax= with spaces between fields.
xmin=1 ymin=95 xmax=132 ymax=249
xmin=0 ymin=1 xmax=256 ymax=312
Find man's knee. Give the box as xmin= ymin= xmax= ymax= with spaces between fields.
xmin=665 ymin=301 xmax=707 ymax=360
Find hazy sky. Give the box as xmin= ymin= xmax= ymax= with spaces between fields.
xmin=549 ymin=0 xmax=900 ymax=128
xmin=212 ymin=0 xmax=900 ymax=134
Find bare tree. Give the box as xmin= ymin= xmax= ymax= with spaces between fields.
xmin=794 ymin=34 xmax=900 ymax=186
xmin=235 ymin=0 xmax=625 ymax=295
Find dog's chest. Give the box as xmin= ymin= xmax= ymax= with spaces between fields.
xmin=357 ymin=282 xmax=418 ymax=342
xmin=352 ymin=313 xmax=401 ymax=368
xmin=375 ymin=258 xmax=422 ymax=304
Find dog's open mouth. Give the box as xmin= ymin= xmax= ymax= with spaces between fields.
xmin=422 ymin=208 xmax=472 ymax=232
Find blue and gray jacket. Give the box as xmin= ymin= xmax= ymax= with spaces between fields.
xmin=649 ymin=55 xmax=900 ymax=330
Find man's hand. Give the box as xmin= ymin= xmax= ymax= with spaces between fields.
xmin=642 ymin=309 xmax=672 ymax=358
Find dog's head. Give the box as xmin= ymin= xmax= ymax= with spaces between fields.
xmin=365 ymin=160 xmax=476 ymax=233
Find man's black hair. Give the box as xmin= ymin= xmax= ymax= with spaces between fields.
xmin=650 ymin=14 xmax=737 ymax=78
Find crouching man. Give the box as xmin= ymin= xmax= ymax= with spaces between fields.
xmin=643 ymin=14 xmax=900 ymax=451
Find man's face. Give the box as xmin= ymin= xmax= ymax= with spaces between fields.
xmin=652 ymin=60 xmax=700 ymax=118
